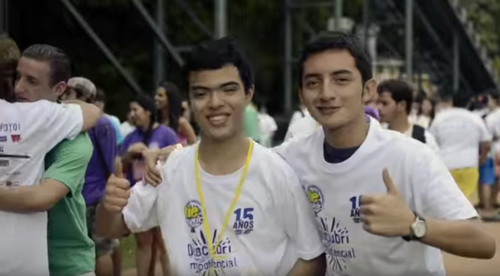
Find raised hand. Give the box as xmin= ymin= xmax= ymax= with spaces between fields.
xmin=103 ymin=174 xmax=131 ymax=213
xmin=359 ymin=168 xmax=415 ymax=237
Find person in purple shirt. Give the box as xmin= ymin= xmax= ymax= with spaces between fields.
xmin=120 ymin=94 xmax=177 ymax=276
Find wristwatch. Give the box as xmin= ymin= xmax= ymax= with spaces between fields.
xmin=402 ymin=212 xmax=427 ymax=242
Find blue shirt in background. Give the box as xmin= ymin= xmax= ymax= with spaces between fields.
xmin=105 ymin=114 xmax=124 ymax=146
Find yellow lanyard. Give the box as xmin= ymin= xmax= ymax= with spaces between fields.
xmin=194 ymin=140 xmax=253 ymax=275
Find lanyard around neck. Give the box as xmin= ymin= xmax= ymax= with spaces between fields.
xmin=194 ymin=140 xmax=253 ymax=275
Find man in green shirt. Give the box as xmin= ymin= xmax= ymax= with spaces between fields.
xmin=0 ymin=44 xmax=96 ymax=276
xmin=44 ymin=134 xmax=95 ymax=276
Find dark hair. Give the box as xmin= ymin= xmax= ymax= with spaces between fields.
xmin=418 ymin=97 xmax=435 ymax=119
xmin=0 ymin=34 xmax=20 ymax=102
xmin=299 ymin=32 xmax=372 ymax=87
xmin=131 ymin=94 xmax=157 ymax=145
xmin=452 ymin=93 xmax=471 ymax=108
xmin=377 ymin=79 xmax=413 ymax=114
xmin=95 ymin=88 xmax=106 ymax=103
xmin=183 ymin=36 xmax=254 ymax=92
xmin=157 ymin=81 xmax=182 ymax=133
xmin=22 ymin=44 xmax=71 ymax=86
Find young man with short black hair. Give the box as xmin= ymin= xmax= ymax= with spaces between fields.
xmin=377 ymin=79 xmax=439 ymax=153
xmin=275 ymin=32 xmax=495 ymax=276
xmin=98 ymin=37 xmax=326 ymax=276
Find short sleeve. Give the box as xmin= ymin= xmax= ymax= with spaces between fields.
xmin=42 ymin=101 xmax=84 ymax=141
xmin=43 ymin=134 xmax=93 ymax=197
xmin=30 ymin=101 xmax=84 ymax=152
xmin=413 ymin=147 xmax=478 ymax=220
xmin=122 ymin=181 xmax=160 ymax=233
xmin=277 ymin=165 xmax=325 ymax=260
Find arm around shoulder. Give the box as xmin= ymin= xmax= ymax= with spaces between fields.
xmin=63 ymin=100 xmax=101 ymax=131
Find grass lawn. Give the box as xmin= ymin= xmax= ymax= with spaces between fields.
xmin=119 ymin=236 xmax=136 ymax=269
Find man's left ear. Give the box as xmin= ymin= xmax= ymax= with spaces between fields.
xmin=53 ymin=81 xmax=68 ymax=98
xmin=363 ymin=79 xmax=377 ymax=101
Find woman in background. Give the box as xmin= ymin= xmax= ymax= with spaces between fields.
xmin=155 ymin=82 xmax=197 ymax=146
xmin=414 ymin=97 xmax=435 ymax=129
xmin=120 ymin=95 xmax=178 ymax=276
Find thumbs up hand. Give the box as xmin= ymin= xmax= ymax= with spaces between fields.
xmin=103 ymin=174 xmax=131 ymax=213
xmin=359 ymin=168 xmax=416 ymax=237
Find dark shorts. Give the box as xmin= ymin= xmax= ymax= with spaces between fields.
xmin=479 ymin=157 xmax=496 ymax=185
xmin=86 ymin=204 xmax=119 ymax=258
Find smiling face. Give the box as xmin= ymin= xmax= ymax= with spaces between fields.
xmin=155 ymin=87 xmax=168 ymax=110
xmin=299 ymin=49 xmax=375 ymax=130
xmin=129 ymin=101 xmax=151 ymax=129
xmin=188 ymin=65 xmax=253 ymax=142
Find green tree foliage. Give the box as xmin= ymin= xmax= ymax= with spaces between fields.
xmin=458 ymin=0 xmax=500 ymax=74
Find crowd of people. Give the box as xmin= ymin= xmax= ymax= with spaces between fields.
xmin=0 ymin=30 xmax=498 ymax=276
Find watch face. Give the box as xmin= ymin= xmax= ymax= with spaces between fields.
xmin=413 ymin=220 xmax=427 ymax=238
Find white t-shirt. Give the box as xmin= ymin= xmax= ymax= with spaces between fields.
xmin=403 ymin=125 xmax=440 ymax=155
xmin=258 ymin=112 xmax=278 ymax=148
xmin=430 ymin=108 xmax=492 ymax=169
xmin=120 ymin=121 xmax=135 ymax=137
xmin=123 ymin=142 xmax=324 ymax=276
xmin=288 ymin=109 xmax=310 ymax=129
xmin=0 ymin=99 xmax=84 ymax=276
xmin=284 ymin=115 xmax=318 ymax=142
xmin=485 ymin=108 xmax=500 ymax=156
xmin=274 ymin=118 xmax=477 ymax=276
